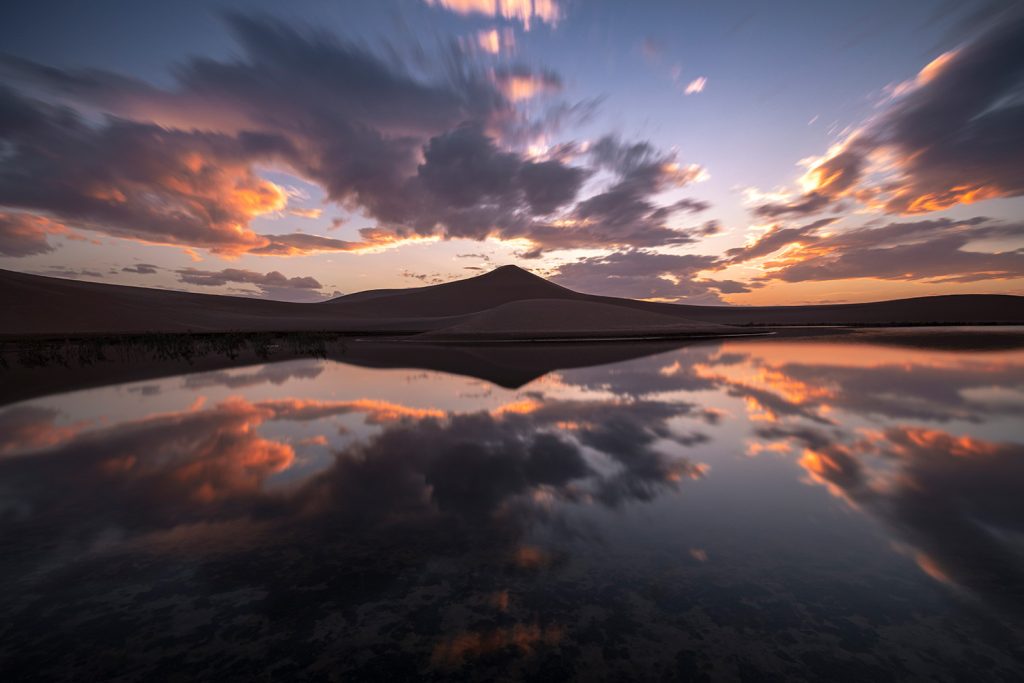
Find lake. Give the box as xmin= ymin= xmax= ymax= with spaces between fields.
xmin=2 ymin=331 xmax=1023 ymax=680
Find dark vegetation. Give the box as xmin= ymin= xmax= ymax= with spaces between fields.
xmin=0 ymin=332 xmax=348 ymax=371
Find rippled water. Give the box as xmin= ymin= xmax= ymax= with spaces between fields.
xmin=2 ymin=333 xmax=1023 ymax=680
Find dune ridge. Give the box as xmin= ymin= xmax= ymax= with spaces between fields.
xmin=1 ymin=265 xmax=1022 ymax=338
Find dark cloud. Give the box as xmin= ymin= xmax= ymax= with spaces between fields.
xmin=0 ymin=85 xmax=295 ymax=255
xmin=414 ymin=122 xmax=586 ymax=228
xmin=176 ymin=267 xmax=329 ymax=301
xmin=551 ymin=249 xmax=751 ymax=303
xmin=531 ymin=135 xmax=711 ymax=255
xmin=671 ymin=198 xmax=712 ymax=214
xmin=3 ymin=16 xmax=675 ymax=256
xmin=752 ymin=191 xmax=834 ymax=219
xmin=121 ymin=263 xmax=159 ymax=274
xmin=518 ymin=159 xmax=588 ymax=215
xmin=752 ymin=9 xmax=1024 ymax=218
xmin=34 ymin=266 xmax=105 ymax=279
xmin=0 ymin=14 xmax=718 ymax=257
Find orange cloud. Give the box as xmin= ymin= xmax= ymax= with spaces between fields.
xmin=427 ymin=0 xmax=561 ymax=29
xmin=0 ymin=212 xmax=74 ymax=257
xmin=684 ymin=76 xmax=707 ymax=95
xmin=477 ymin=28 xmax=501 ymax=53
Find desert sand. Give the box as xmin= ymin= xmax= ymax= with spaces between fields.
xmin=2 ymin=265 xmax=1023 ymax=339
xmin=416 ymin=298 xmax=750 ymax=341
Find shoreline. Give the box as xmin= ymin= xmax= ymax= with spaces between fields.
xmin=3 ymin=326 xmax=1024 ymax=408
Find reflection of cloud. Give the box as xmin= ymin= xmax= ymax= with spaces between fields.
xmin=0 ymin=389 xmax=709 ymax=579
xmin=788 ymin=425 xmax=1024 ymax=615
xmin=560 ymin=339 xmax=1024 ymax=614
xmin=183 ymin=361 xmax=325 ymax=390
xmin=682 ymin=341 xmax=1024 ymax=614
xmin=0 ymin=405 xmax=84 ymax=455
xmin=700 ymin=342 xmax=1024 ymax=426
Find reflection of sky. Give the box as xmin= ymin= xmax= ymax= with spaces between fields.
xmin=2 ymin=338 xmax=1023 ymax=676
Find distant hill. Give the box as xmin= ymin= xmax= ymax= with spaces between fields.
xmin=1 ymin=265 xmax=1022 ymax=338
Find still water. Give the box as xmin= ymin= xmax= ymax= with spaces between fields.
xmin=1 ymin=333 xmax=1023 ymax=680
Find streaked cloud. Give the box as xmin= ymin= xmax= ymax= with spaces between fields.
xmin=752 ymin=9 xmax=1024 ymax=218
xmin=726 ymin=217 xmax=1024 ymax=284
xmin=683 ymin=76 xmax=707 ymax=95
xmin=426 ymin=0 xmax=561 ymax=30
xmin=492 ymin=64 xmax=562 ymax=100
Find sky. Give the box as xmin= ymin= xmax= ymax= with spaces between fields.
xmin=1 ymin=0 xmax=1022 ymax=304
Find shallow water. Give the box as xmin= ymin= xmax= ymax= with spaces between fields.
xmin=1 ymin=335 xmax=1023 ymax=680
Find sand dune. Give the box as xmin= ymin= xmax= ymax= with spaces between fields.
xmin=325 ymin=265 xmax=579 ymax=317
xmin=1 ymin=265 xmax=1022 ymax=338
xmin=417 ymin=299 xmax=749 ymax=341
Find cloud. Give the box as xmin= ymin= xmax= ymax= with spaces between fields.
xmin=425 ymin=0 xmax=562 ymax=30
xmin=683 ymin=77 xmax=707 ymax=95
xmin=508 ymin=135 xmax=712 ymax=257
xmin=752 ymin=10 xmax=1024 ymax=217
xmin=731 ymin=217 xmax=1024 ymax=284
xmin=0 ymin=14 xmax=719 ymax=258
xmin=121 ymin=263 xmax=159 ymax=274
xmin=551 ymin=249 xmax=751 ymax=303
xmin=723 ymin=217 xmax=839 ymax=265
xmin=3 ymin=16 xmax=700 ymax=257
xmin=175 ymin=267 xmax=330 ymax=301
xmin=0 ymin=15 xmax=513 ymax=255
xmin=477 ymin=28 xmax=502 ymax=54
xmin=0 ymin=85 xmax=291 ymax=256
xmin=0 ymin=211 xmax=70 ymax=257
xmin=491 ymin=64 xmax=562 ymax=100
xmin=34 ymin=266 xmax=106 ymax=279
xmin=288 ymin=208 xmax=322 ymax=219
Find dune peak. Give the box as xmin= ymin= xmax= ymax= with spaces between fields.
xmin=481 ymin=264 xmax=543 ymax=281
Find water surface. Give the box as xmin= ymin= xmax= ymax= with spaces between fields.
xmin=2 ymin=333 xmax=1023 ymax=680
